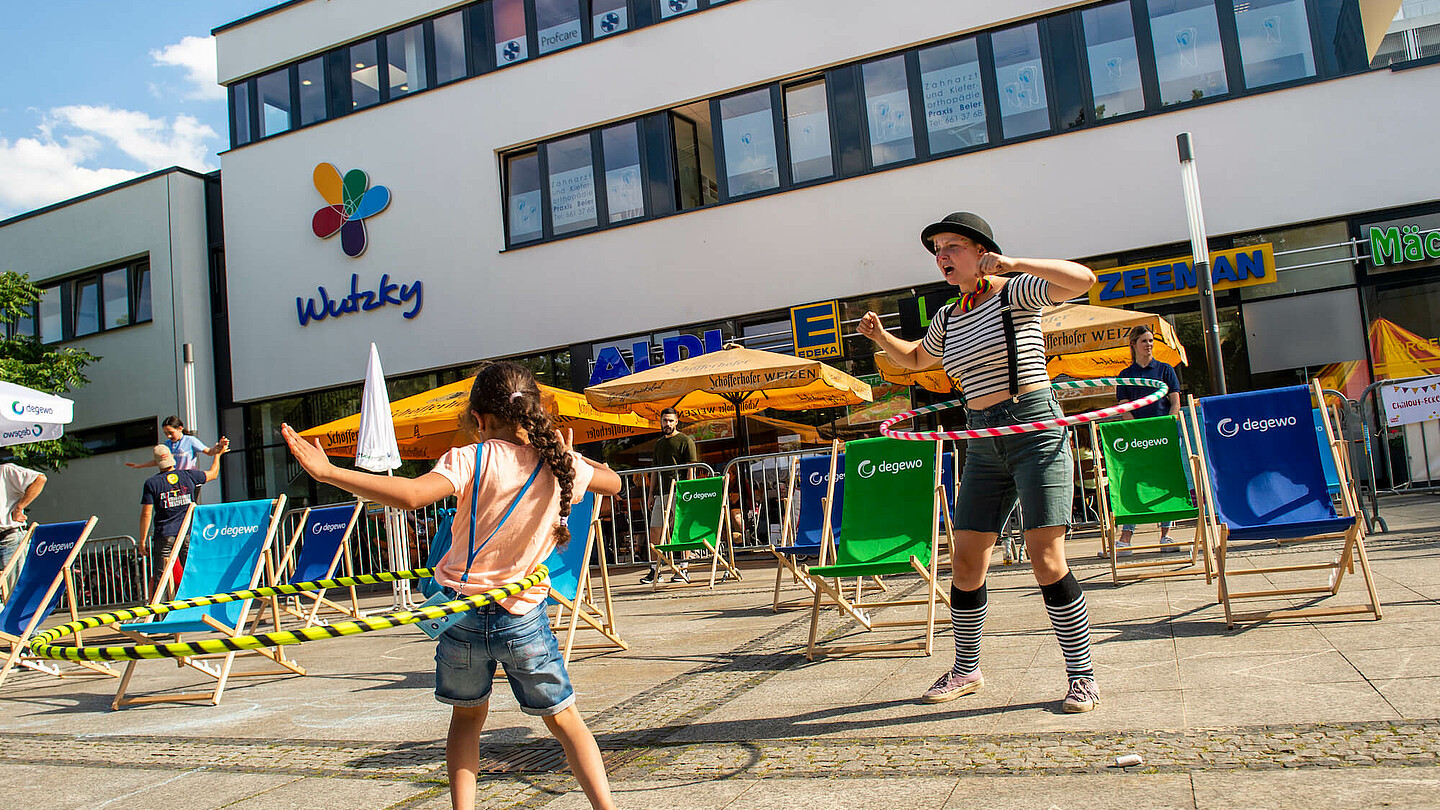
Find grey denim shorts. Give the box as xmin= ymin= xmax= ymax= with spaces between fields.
xmin=954 ymin=389 xmax=1074 ymax=534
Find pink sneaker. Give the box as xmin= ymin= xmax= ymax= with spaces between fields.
xmin=922 ymin=670 xmax=985 ymax=703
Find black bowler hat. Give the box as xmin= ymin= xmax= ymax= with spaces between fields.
xmin=921 ymin=212 xmax=1001 ymax=255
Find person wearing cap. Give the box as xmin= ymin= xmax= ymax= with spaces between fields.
xmin=858 ymin=212 xmax=1102 ymax=714
xmin=138 ymin=438 xmax=229 ymax=593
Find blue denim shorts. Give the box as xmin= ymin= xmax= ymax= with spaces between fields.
xmin=434 ymin=602 xmax=575 ymax=716
xmin=955 ymin=388 xmax=1074 ymax=534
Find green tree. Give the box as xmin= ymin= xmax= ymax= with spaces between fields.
xmin=0 ymin=271 xmax=99 ymax=470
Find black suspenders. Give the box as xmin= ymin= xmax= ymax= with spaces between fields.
xmin=944 ymin=281 xmax=1022 ymax=401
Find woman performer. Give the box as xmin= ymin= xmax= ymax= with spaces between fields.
xmin=858 ymin=212 xmax=1100 ymax=713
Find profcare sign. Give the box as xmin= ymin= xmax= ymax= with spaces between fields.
xmin=1380 ymin=376 xmax=1440 ymax=427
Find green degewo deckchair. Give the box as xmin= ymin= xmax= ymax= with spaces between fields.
xmin=806 ymin=437 xmax=952 ymax=660
xmin=1093 ymin=415 xmax=1211 ymax=584
xmin=651 ymin=476 xmax=742 ymax=589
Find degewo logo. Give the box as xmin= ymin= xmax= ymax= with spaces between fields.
xmin=1216 ymin=416 xmax=1297 ymax=439
xmin=33 ymin=538 xmax=77 ymax=558
xmin=202 ymin=524 xmax=261 ymax=542
xmin=0 ymin=424 xmax=43 ymax=441
xmin=682 ymin=490 xmax=718 ymax=503
xmin=312 ymin=522 xmax=348 ymax=535
xmin=312 ymin=162 xmax=391 ymax=258
xmin=1111 ymin=436 xmax=1168 ymax=453
xmin=808 ymin=470 xmax=845 ymax=487
xmin=856 ymin=459 xmax=924 ymax=480
xmin=11 ymin=400 xmax=53 ymax=418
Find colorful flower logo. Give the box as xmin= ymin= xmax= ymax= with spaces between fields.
xmin=311 ymin=162 xmax=391 ymax=257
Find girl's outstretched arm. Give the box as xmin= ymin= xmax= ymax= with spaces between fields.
xmin=556 ymin=428 xmax=621 ymax=496
xmin=281 ymin=423 xmax=454 ymax=510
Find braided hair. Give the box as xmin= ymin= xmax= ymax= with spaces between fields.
xmin=467 ymin=362 xmax=576 ymax=545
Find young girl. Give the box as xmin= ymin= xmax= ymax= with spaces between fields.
xmin=281 ymin=362 xmax=621 ymax=810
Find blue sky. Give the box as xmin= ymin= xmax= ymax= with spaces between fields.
xmin=0 ymin=1 xmax=277 ymax=219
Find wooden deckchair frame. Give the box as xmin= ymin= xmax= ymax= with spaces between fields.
xmin=0 ymin=517 xmax=116 ymax=688
xmin=1190 ymin=381 xmax=1382 ymax=628
xmin=112 ymin=496 xmax=306 ymax=708
xmin=649 ymin=477 xmax=743 ymax=591
xmin=548 ymin=502 xmax=627 ymax=664
xmin=1089 ymin=417 xmax=1213 ymax=585
xmin=251 ymin=502 xmax=365 ymax=633
xmin=806 ymin=442 xmax=954 ymax=660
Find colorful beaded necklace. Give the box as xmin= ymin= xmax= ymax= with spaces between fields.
xmin=958 ymin=277 xmax=993 ymax=313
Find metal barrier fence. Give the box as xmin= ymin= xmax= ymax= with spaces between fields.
xmin=599 ymin=462 xmax=715 ymax=567
xmin=72 ymin=535 xmax=152 ymax=610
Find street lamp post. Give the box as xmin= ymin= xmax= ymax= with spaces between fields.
xmin=1177 ymin=132 xmax=1227 ymax=395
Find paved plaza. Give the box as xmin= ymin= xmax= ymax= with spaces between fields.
xmin=3 ymin=495 xmax=1440 ymax=809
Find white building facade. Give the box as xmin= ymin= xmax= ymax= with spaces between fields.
xmin=203 ymin=0 xmax=1439 ymax=504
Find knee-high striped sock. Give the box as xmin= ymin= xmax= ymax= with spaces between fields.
xmin=1040 ymin=573 xmax=1093 ymax=679
xmin=950 ymin=583 xmax=986 ymax=676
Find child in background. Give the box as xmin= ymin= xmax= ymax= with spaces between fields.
xmin=281 ymin=362 xmax=621 ymax=810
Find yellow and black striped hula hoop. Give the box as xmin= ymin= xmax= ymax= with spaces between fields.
xmin=27 ymin=565 xmax=549 ymax=663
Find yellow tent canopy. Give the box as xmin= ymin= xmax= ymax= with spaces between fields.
xmin=1319 ymin=318 xmax=1440 ymax=399
xmin=300 ymin=377 xmax=659 ymax=460
xmin=585 ymin=344 xmax=872 ymax=421
xmin=877 ymin=302 xmax=1188 ymax=393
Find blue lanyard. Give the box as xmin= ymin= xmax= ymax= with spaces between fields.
xmin=458 ymin=442 xmax=543 ymax=587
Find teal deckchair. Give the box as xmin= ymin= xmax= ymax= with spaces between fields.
xmin=651 ymin=476 xmax=742 ymax=590
xmin=544 ymin=492 xmax=627 ymax=663
xmin=112 ymin=497 xmax=303 ymax=708
xmin=0 ymin=518 xmax=114 ymax=688
xmin=1093 ymin=416 xmax=1211 ymax=584
xmin=806 ymin=437 xmax=952 ymax=660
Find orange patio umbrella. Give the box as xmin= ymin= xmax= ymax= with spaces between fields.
xmin=300 ymin=376 xmax=659 ymax=461
xmin=1319 ymin=318 xmax=1440 ymax=400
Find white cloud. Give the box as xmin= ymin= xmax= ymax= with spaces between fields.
xmin=0 ymin=135 xmax=139 ymax=217
xmin=150 ymin=35 xmax=224 ymax=101
xmin=0 ymin=107 xmax=219 ymax=219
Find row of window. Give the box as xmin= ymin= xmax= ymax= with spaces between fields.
xmin=6 ymin=260 xmax=153 ymax=343
xmin=229 ymin=0 xmax=741 ymax=147
xmin=501 ymin=0 xmax=1368 ymax=247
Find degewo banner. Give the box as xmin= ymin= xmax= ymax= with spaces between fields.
xmin=1380 ymin=375 xmax=1440 ymax=426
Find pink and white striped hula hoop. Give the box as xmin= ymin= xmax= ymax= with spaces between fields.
xmin=880 ymin=378 xmax=1169 ymax=441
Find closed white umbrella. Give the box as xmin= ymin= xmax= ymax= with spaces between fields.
xmin=353 ymin=344 xmax=413 ymax=609
xmin=0 ymin=381 xmax=74 ymax=447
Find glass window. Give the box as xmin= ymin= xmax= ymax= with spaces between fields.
xmin=434 ymin=11 xmax=468 ymax=84
xmin=536 ymin=0 xmax=583 ymax=54
xmin=386 ymin=24 xmax=429 ymax=98
xmin=103 ymin=268 xmax=129 ymax=329
xmin=672 ymin=102 xmax=718 ymax=210
xmin=593 ymin=0 xmax=629 ymax=38
xmin=38 ymin=287 xmax=61 ymax=344
xmin=601 ymin=123 xmax=645 ymax=223
xmin=918 ymin=38 xmax=989 ymax=154
xmin=133 ymin=263 xmax=152 ymax=324
xmin=784 ymin=80 xmax=834 ymax=183
xmin=257 ymin=68 xmax=292 ymax=137
xmin=73 ymin=278 xmax=100 ymax=337
xmin=1234 ymin=0 xmax=1316 ymax=88
xmin=992 ymin=23 xmax=1050 ymax=139
xmin=494 ymin=0 xmax=530 ymax=65
xmin=350 ymin=39 xmax=381 ymax=110
xmin=232 ymin=82 xmax=253 ymax=146
xmin=861 ymin=56 xmax=915 ymax=166
xmin=1238 ymin=221 xmax=1355 ymax=300
xmin=12 ymin=304 xmax=35 ymax=339
xmin=1148 ymin=0 xmax=1228 ymax=105
xmin=506 ymin=151 xmax=543 ymax=244
xmin=1082 ymin=2 xmax=1145 ymax=119
xmin=718 ymin=89 xmax=779 ymax=197
xmin=659 ymin=0 xmax=698 ymax=20
xmin=546 ymin=134 xmax=598 ymax=235
xmin=298 ymin=57 xmax=327 ymax=125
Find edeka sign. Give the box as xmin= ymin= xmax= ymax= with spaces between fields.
xmin=790 ymin=301 xmax=842 ymax=360
xmin=1089 ymin=244 xmax=1275 ymax=306
xmin=589 ymin=329 xmax=724 ymax=386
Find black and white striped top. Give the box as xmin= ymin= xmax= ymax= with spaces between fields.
xmin=920 ymin=274 xmax=1054 ymax=401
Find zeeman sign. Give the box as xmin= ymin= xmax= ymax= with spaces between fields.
xmin=1089 ymin=244 xmax=1275 ymax=306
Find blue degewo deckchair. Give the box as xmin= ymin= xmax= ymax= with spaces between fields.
xmin=253 ymin=502 xmax=365 ymax=631
xmin=1190 ymin=382 xmax=1381 ymax=628
xmin=544 ymin=492 xmax=627 ymax=663
xmin=111 ymin=497 xmax=303 ymax=708
xmin=0 ymin=518 xmax=114 ymax=688
xmin=770 ymin=445 xmax=844 ymax=611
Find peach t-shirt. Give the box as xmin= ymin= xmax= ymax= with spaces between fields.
xmin=431 ymin=439 xmax=594 ymax=614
